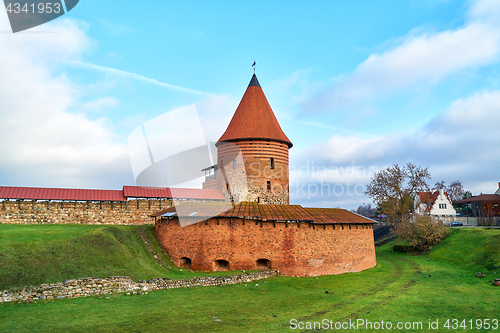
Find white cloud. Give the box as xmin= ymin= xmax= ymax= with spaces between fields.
xmin=291 ymin=90 xmax=500 ymax=208
xmin=469 ymin=0 xmax=500 ymax=22
xmin=0 ymin=12 xmax=238 ymax=190
xmin=427 ymin=90 xmax=500 ymax=133
xmin=355 ymin=23 xmax=500 ymax=89
xmin=196 ymin=94 xmax=239 ymax=143
xmin=303 ymin=0 xmax=500 ymax=111
xmin=0 ymin=16 xmax=132 ymax=188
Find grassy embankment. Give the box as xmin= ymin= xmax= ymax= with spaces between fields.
xmin=0 ymin=224 xmax=239 ymax=290
xmin=0 ymin=225 xmax=499 ymax=333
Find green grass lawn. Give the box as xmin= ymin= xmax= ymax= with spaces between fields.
xmin=0 ymin=224 xmax=249 ymax=290
xmin=0 ymin=226 xmax=499 ymax=332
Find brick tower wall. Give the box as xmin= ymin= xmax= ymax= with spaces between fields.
xmin=217 ymin=140 xmax=289 ymax=204
xmin=156 ymin=217 xmax=376 ymax=277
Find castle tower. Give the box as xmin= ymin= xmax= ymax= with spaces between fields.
xmin=216 ymin=74 xmax=292 ymax=204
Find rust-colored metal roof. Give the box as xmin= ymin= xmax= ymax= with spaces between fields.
xmin=169 ymin=188 xmax=225 ymax=200
xmin=219 ymin=202 xmax=314 ymax=221
xmin=151 ymin=201 xmax=233 ymax=217
xmin=123 ymin=186 xmax=225 ymax=200
xmin=304 ymin=208 xmax=376 ymax=224
xmin=152 ymin=201 xmax=374 ymax=224
xmin=123 ymin=186 xmax=172 ymax=198
xmin=454 ymin=194 xmax=500 ymax=204
xmin=0 ymin=186 xmax=126 ymax=201
xmin=217 ymin=74 xmax=293 ymax=148
xmin=152 ymin=201 xmax=312 ymax=221
xmin=0 ymin=185 xmax=226 ymax=201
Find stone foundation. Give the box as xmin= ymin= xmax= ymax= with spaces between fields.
xmin=0 ymin=271 xmax=280 ymax=303
xmin=0 ymin=199 xmax=173 ymax=225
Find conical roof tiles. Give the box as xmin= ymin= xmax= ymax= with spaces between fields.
xmin=217 ymin=74 xmax=292 ymax=148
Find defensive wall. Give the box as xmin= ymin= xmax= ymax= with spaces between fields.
xmin=0 ymin=185 xmax=226 ymax=225
xmin=0 ymin=199 xmax=173 ymax=225
xmin=156 ymin=216 xmax=376 ymax=277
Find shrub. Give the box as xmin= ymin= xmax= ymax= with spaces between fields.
xmin=394 ymin=214 xmax=450 ymax=252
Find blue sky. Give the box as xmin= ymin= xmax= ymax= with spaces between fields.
xmin=1 ymin=0 xmax=499 ymax=209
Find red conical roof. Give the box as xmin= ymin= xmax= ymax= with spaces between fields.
xmin=217 ymin=74 xmax=292 ymax=148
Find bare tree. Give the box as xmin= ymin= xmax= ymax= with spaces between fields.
xmin=447 ymin=180 xmax=465 ymax=202
xmin=356 ymin=203 xmax=376 ymax=217
xmin=434 ymin=181 xmax=446 ymax=190
xmin=433 ymin=179 xmax=465 ymax=202
xmin=364 ymin=163 xmax=431 ymax=223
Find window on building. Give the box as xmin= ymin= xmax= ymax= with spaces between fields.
xmin=444 ymin=203 xmax=447 ymax=209
xmin=270 ymin=158 xmax=275 ymax=170
xmin=233 ymin=159 xmax=237 ymax=170
xmin=267 ymin=181 xmax=271 ymax=190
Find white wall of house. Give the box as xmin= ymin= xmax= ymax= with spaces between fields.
xmin=429 ymin=189 xmax=456 ymax=217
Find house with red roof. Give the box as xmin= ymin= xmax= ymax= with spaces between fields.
xmin=414 ymin=188 xmax=456 ymax=217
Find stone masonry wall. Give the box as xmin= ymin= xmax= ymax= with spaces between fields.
xmin=0 ymin=199 xmax=175 ymax=225
xmin=0 ymin=270 xmax=279 ymax=303
xmin=156 ymin=217 xmax=376 ymax=277
xmin=217 ymin=140 xmax=290 ymax=205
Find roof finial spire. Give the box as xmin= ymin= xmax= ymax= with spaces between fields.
xmin=252 ymin=60 xmax=256 ymax=74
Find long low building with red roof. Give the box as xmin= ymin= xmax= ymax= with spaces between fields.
xmin=153 ymin=201 xmax=376 ymax=277
xmin=0 ymin=185 xmax=225 ymax=225
xmin=0 ymin=185 xmax=225 ymax=201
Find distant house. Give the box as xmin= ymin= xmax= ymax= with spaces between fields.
xmin=494 ymin=182 xmax=500 ymax=195
xmin=414 ymin=189 xmax=456 ymax=217
xmin=454 ymin=196 xmax=500 ymax=218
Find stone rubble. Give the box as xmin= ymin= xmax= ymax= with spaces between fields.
xmin=0 ymin=270 xmax=279 ymax=303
